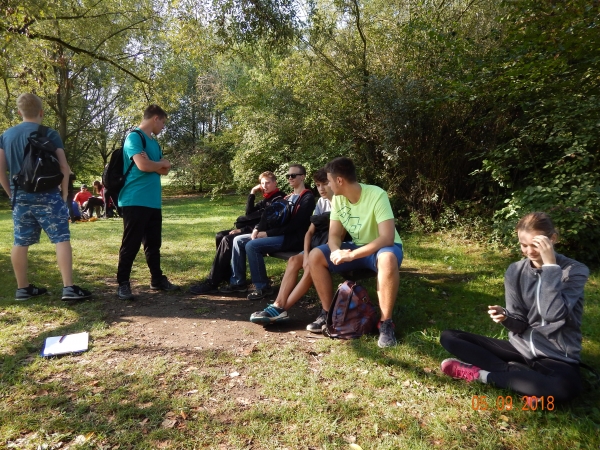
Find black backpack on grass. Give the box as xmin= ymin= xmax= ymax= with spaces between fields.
xmin=102 ymin=129 xmax=145 ymax=200
xmin=12 ymin=125 xmax=63 ymax=195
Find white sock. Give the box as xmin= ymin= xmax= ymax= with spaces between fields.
xmin=479 ymin=370 xmax=490 ymax=384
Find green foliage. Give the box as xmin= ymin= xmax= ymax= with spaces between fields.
xmin=478 ymin=0 xmax=600 ymax=264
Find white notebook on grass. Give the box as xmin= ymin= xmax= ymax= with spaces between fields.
xmin=41 ymin=332 xmax=89 ymax=357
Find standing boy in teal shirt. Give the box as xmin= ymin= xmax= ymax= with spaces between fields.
xmin=116 ymin=104 xmax=178 ymax=300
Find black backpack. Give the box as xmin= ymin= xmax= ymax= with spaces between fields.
xmin=102 ymin=129 xmax=145 ymax=198
xmin=12 ymin=125 xmax=63 ymax=195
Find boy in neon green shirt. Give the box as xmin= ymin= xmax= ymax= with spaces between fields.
xmin=307 ymin=157 xmax=404 ymax=347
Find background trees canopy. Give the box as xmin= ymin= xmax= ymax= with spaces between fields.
xmin=1 ymin=0 xmax=598 ymax=263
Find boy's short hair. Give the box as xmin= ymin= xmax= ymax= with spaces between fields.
xmin=312 ymin=168 xmax=328 ymax=183
xmin=259 ymin=171 xmax=276 ymax=182
xmin=289 ymin=164 xmax=306 ymax=175
xmin=17 ymin=93 xmax=43 ymax=119
xmin=143 ymin=104 xmax=168 ymax=120
xmin=325 ymin=157 xmax=357 ymax=183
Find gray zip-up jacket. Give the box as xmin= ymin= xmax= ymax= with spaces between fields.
xmin=502 ymin=253 xmax=589 ymax=364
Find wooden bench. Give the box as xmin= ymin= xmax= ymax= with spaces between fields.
xmin=266 ymin=251 xmax=377 ymax=281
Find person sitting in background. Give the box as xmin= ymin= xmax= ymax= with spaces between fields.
xmin=250 ymin=168 xmax=334 ymax=323
xmin=221 ymin=164 xmax=315 ymax=300
xmin=73 ymin=184 xmax=92 ymax=213
xmin=439 ymin=212 xmax=589 ymax=403
xmin=189 ymin=171 xmax=285 ymax=295
xmin=82 ymin=180 xmax=105 ymax=219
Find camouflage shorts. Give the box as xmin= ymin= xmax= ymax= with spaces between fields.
xmin=12 ymin=189 xmax=70 ymax=246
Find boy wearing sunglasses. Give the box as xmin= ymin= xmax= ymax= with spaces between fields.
xmin=221 ymin=164 xmax=316 ymax=300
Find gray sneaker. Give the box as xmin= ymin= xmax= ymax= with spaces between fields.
xmin=306 ymin=309 xmax=328 ymax=333
xmin=15 ymin=284 xmax=48 ymax=301
xmin=377 ymin=319 xmax=397 ymax=348
xmin=250 ymin=304 xmax=289 ymax=324
xmin=117 ymin=282 xmax=134 ymax=300
xmin=62 ymin=285 xmax=92 ymax=301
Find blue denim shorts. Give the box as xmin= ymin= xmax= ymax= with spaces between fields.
xmin=314 ymin=242 xmax=403 ymax=273
xmin=12 ymin=189 xmax=70 ymax=246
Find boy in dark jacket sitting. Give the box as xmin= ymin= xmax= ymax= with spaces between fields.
xmin=189 ymin=171 xmax=284 ymax=294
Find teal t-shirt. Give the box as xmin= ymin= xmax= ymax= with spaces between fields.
xmin=330 ymin=183 xmax=402 ymax=246
xmin=118 ymin=128 xmax=162 ymax=209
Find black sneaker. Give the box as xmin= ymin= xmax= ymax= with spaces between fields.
xmin=15 ymin=284 xmax=48 ymax=301
xmin=247 ymin=286 xmax=274 ymax=300
xmin=306 ymin=309 xmax=328 ymax=333
xmin=150 ymin=276 xmax=180 ymax=291
xmin=62 ymin=285 xmax=92 ymax=301
xmin=219 ymin=283 xmax=247 ymax=294
xmin=117 ymin=282 xmax=134 ymax=301
xmin=189 ymin=281 xmax=218 ymax=295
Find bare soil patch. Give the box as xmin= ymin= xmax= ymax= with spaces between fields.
xmin=102 ymin=284 xmax=325 ymax=351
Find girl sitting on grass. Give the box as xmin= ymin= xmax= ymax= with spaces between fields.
xmin=439 ymin=212 xmax=589 ymax=402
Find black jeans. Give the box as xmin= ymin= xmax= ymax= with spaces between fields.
xmin=117 ymin=206 xmax=163 ymax=285
xmin=440 ymin=329 xmax=582 ymax=401
xmin=207 ymin=230 xmax=238 ymax=285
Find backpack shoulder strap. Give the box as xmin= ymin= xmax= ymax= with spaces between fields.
xmin=130 ymin=129 xmax=146 ymax=149
xmin=123 ymin=129 xmax=146 ymax=176
xmin=292 ymin=188 xmax=311 ymax=215
xmin=37 ymin=125 xmax=49 ymax=138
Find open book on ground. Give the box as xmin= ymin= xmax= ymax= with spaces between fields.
xmin=41 ymin=332 xmax=89 ymax=357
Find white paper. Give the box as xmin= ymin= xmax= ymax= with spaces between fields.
xmin=41 ymin=332 xmax=89 ymax=357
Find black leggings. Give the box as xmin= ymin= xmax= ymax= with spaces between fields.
xmin=440 ymin=329 xmax=582 ymax=401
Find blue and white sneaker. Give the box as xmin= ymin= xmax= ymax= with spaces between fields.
xmin=250 ymin=304 xmax=289 ymax=324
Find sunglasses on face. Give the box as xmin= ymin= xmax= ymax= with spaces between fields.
xmin=286 ymin=173 xmax=304 ymax=179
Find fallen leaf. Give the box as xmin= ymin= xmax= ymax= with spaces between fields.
xmin=229 ymin=371 xmax=240 ymax=378
xmin=423 ymin=367 xmax=432 ymax=373
xmin=139 ymin=418 xmax=149 ymax=426
xmin=36 ymin=389 xmax=49 ymax=396
xmin=161 ymin=419 xmax=177 ymax=429
xmin=349 ymin=444 xmax=363 ymax=450
xmin=500 ymin=414 xmax=509 ymax=422
xmin=180 ymin=411 xmax=187 ymax=420
xmin=402 ymin=380 xmax=411 ymax=387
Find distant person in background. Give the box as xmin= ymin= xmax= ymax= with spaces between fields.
xmin=82 ymin=180 xmax=104 ymax=218
xmin=250 ymin=168 xmax=335 ymax=323
xmin=0 ymin=93 xmax=91 ymax=301
xmin=439 ymin=212 xmax=589 ymax=403
xmin=73 ymin=184 xmax=93 ymax=212
xmin=116 ymin=104 xmax=178 ymax=300
xmin=189 ymin=171 xmax=285 ymax=295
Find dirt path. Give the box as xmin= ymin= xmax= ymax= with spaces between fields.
xmin=104 ymin=287 xmax=326 ymax=351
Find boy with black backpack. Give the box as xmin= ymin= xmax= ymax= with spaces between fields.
xmin=0 ymin=93 xmax=92 ymax=301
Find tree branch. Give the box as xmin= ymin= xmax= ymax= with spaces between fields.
xmin=26 ymin=33 xmax=147 ymax=83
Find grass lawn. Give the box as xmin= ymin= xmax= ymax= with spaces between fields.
xmin=0 ymin=194 xmax=599 ymax=449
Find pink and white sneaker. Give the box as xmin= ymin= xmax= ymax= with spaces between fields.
xmin=441 ymin=358 xmax=481 ymax=382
